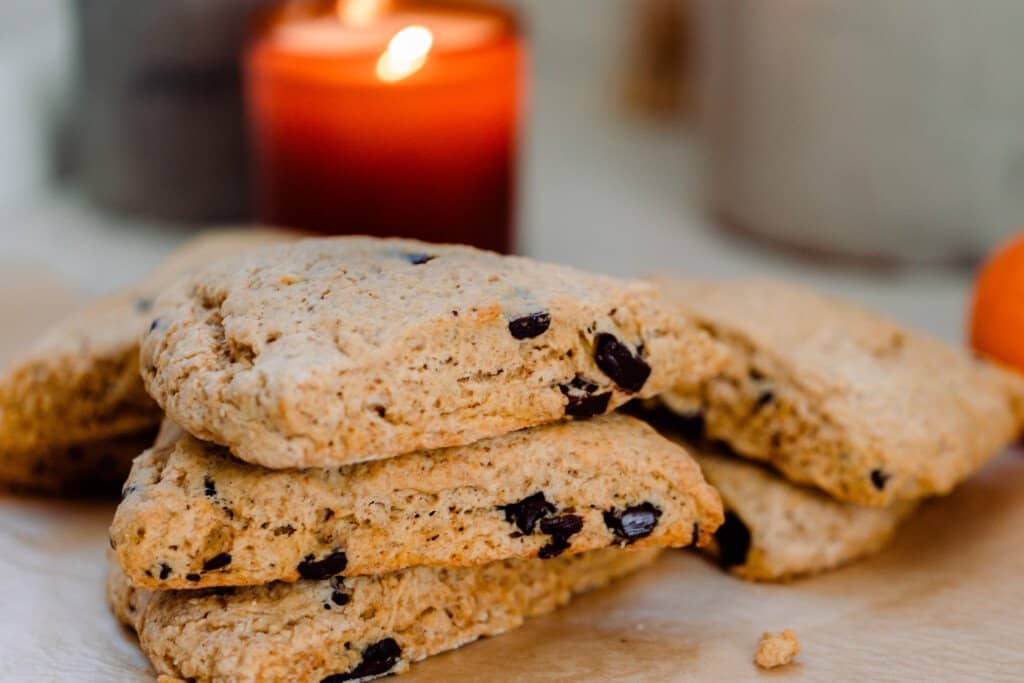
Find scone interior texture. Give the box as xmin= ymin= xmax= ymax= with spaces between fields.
xmin=653 ymin=277 xmax=1024 ymax=506
xmin=0 ymin=227 xmax=294 ymax=493
xmin=112 ymin=414 xmax=723 ymax=589
xmin=108 ymin=547 xmax=660 ymax=683
xmin=141 ymin=237 xmax=727 ymax=468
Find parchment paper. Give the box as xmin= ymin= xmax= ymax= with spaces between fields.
xmin=1 ymin=269 xmax=1021 ymax=682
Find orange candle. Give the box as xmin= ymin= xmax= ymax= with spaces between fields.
xmin=245 ymin=0 xmax=523 ymax=252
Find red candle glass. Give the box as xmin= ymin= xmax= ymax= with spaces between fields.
xmin=245 ymin=0 xmax=523 ymax=252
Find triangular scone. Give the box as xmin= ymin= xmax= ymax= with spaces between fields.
xmin=108 ymin=547 xmax=660 ymax=683
xmin=140 ymin=237 xmax=727 ymax=468
xmin=111 ymin=414 xmax=722 ymax=589
xmin=652 ymin=278 xmax=1024 ymax=506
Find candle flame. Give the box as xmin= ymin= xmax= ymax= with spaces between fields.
xmin=376 ymin=26 xmax=433 ymax=82
xmin=337 ymin=0 xmax=390 ymax=27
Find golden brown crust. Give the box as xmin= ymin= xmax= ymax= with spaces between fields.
xmin=112 ymin=414 xmax=722 ymax=589
xmin=654 ymin=277 xmax=1024 ymax=506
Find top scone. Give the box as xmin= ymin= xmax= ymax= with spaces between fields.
xmin=653 ymin=277 xmax=1024 ymax=506
xmin=141 ymin=237 xmax=726 ymax=468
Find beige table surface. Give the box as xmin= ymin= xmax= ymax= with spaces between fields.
xmin=1 ymin=269 xmax=1022 ymax=683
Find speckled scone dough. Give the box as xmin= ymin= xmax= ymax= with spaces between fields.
xmin=108 ymin=547 xmax=660 ymax=683
xmin=0 ymin=228 xmax=293 ymax=494
xmin=684 ymin=442 xmax=914 ymax=581
xmin=652 ymin=278 xmax=1024 ymax=506
xmin=140 ymin=237 xmax=727 ymax=469
xmin=112 ymin=414 xmax=722 ymax=589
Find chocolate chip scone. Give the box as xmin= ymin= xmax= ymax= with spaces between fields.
xmin=140 ymin=237 xmax=726 ymax=469
xmin=682 ymin=441 xmax=914 ymax=581
xmin=0 ymin=228 xmax=293 ymax=494
xmin=111 ymin=413 xmax=722 ymax=589
xmin=108 ymin=546 xmax=660 ymax=682
xmin=652 ymin=277 xmax=1024 ymax=506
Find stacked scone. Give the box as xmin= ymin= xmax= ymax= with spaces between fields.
xmin=644 ymin=278 xmax=1024 ymax=581
xmin=107 ymin=238 xmax=727 ymax=681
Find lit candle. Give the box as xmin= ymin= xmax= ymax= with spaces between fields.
xmin=245 ymin=0 xmax=523 ymax=252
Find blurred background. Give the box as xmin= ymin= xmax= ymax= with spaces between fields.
xmin=3 ymin=0 xmax=1022 ymax=341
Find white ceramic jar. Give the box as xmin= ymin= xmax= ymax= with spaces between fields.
xmin=699 ymin=0 xmax=1024 ymax=263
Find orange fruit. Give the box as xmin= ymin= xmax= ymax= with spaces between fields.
xmin=970 ymin=231 xmax=1024 ymax=371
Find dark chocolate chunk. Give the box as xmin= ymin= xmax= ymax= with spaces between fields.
xmin=202 ymin=552 xmax=232 ymax=571
xmin=754 ymin=389 xmax=775 ymax=409
xmin=322 ymin=638 xmax=402 ymax=682
xmin=498 ymin=492 xmax=556 ymax=535
xmin=159 ymin=563 xmax=172 ymax=580
xmin=331 ymin=590 xmax=351 ymax=606
xmin=870 ymin=469 xmax=890 ymax=491
xmin=297 ymin=550 xmax=349 ymax=580
xmin=203 ymin=476 xmax=217 ymax=497
xmin=186 ymin=573 xmax=201 ymax=582
xmin=714 ymin=512 xmax=751 ymax=568
xmin=403 ymin=252 xmax=435 ymax=265
xmin=135 ymin=298 xmax=153 ymax=313
xmin=508 ymin=311 xmax=551 ymax=339
xmin=559 ymin=376 xmax=612 ymax=417
xmin=538 ymin=514 xmax=584 ymax=559
xmin=594 ymin=333 xmax=650 ymax=392
xmin=603 ymin=502 xmax=663 ymax=543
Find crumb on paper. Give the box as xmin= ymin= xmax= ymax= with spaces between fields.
xmin=754 ymin=629 xmax=800 ymax=669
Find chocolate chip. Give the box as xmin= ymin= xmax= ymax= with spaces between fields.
xmin=754 ymin=389 xmax=775 ymax=409
xmin=203 ymin=476 xmax=217 ymax=497
xmin=321 ymin=638 xmax=402 ymax=682
xmin=691 ymin=523 xmax=700 ymax=546
xmin=331 ymin=590 xmax=350 ymax=606
xmin=147 ymin=318 xmax=162 ymax=333
xmin=594 ymin=333 xmax=650 ymax=392
xmin=297 ymin=550 xmax=348 ymax=580
xmin=186 ymin=573 xmax=201 ymax=582
xmin=498 ymin=492 xmax=556 ymax=535
xmin=870 ymin=469 xmax=890 ymax=491
xmin=202 ymin=552 xmax=232 ymax=571
xmin=603 ymin=502 xmax=663 ymax=543
xmin=715 ymin=512 xmax=751 ymax=568
xmin=159 ymin=563 xmax=171 ymax=580
xmin=508 ymin=311 xmax=551 ymax=339
xmin=538 ymin=514 xmax=584 ymax=559
xmin=403 ymin=252 xmax=435 ymax=265
xmin=559 ymin=376 xmax=611 ymax=417
xmin=135 ymin=298 xmax=153 ymax=313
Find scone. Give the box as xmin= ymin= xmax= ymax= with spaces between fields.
xmin=108 ymin=547 xmax=660 ymax=683
xmin=683 ymin=439 xmax=913 ymax=581
xmin=0 ymin=227 xmax=293 ymax=494
xmin=111 ymin=414 xmax=723 ymax=589
xmin=652 ymin=277 xmax=1024 ymax=506
xmin=140 ymin=237 xmax=727 ymax=469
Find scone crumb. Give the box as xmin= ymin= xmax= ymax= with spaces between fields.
xmin=754 ymin=629 xmax=800 ymax=669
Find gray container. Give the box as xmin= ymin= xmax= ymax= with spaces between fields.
xmin=74 ymin=0 xmax=275 ymax=221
